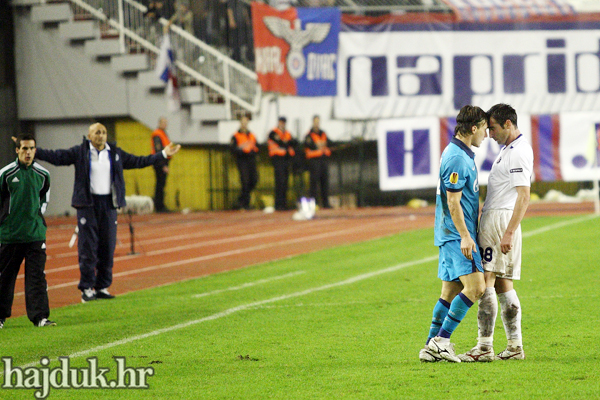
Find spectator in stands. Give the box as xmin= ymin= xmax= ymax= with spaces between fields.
xmin=189 ymin=0 xmax=209 ymax=42
xmin=144 ymin=0 xmax=167 ymax=44
xmin=167 ymin=0 xmax=194 ymax=35
xmin=227 ymin=0 xmax=252 ymax=63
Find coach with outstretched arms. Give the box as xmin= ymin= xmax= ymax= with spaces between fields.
xmin=31 ymin=123 xmax=181 ymax=303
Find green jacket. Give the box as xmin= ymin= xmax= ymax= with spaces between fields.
xmin=0 ymin=159 xmax=50 ymax=243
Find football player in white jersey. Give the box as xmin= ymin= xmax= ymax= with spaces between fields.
xmin=459 ymin=104 xmax=534 ymax=362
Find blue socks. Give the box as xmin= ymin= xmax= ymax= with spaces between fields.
xmin=426 ymin=298 xmax=450 ymax=344
xmin=438 ymin=293 xmax=473 ymax=339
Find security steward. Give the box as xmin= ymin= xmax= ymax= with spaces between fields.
xmin=268 ymin=117 xmax=297 ymax=211
xmin=151 ymin=117 xmax=172 ymax=213
xmin=304 ymin=115 xmax=332 ymax=209
xmin=0 ymin=134 xmax=55 ymax=328
xmin=34 ymin=123 xmax=181 ymax=303
xmin=231 ymin=116 xmax=259 ymax=210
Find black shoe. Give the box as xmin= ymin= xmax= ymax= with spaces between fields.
xmin=81 ymin=288 xmax=96 ymax=303
xmin=95 ymin=289 xmax=115 ymax=300
xmin=36 ymin=318 xmax=57 ymax=327
xmin=0 ymin=319 xmax=4 ymax=329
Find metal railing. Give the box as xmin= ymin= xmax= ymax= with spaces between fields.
xmin=67 ymin=0 xmax=261 ymax=118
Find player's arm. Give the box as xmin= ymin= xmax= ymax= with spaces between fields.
xmin=447 ymin=190 xmax=477 ymax=260
xmin=500 ymin=185 xmax=530 ymax=254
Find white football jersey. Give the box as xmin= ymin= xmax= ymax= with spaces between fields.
xmin=482 ymin=135 xmax=534 ymax=212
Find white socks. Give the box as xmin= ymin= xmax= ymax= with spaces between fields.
xmin=477 ymin=287 xmax=497 ymax=347
xmin=498 ymin=289 xmax=523 ymax=348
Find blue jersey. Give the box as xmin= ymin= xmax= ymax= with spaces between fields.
xmin=434 ymin=138 xmax=480 ymax=246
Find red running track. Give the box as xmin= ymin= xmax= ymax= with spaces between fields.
xmin=9 ymin=202 xmax=594 ymax=318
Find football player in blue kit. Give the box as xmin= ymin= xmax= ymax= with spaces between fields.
xmin=419 ymin=105 xmax=488 ymax=363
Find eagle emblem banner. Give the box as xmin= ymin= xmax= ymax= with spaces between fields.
xmin=252 ymin=2 xmax=340 ymax=96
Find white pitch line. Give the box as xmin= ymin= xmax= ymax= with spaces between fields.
xmin=192 ymin=271 xmax=306 ymax=298
xmin=3 ymin=255 xmax=439 ymax=373
xmin=5 ymin=214 xmax=597 ymax=372
xmin=522 ymin=214 xmax=598 ymax=238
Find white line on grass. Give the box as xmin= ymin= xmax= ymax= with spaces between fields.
xmin=5 ymin=214 xmax=596 ymax=372
xmin=3 ymin=255 xmax=438 ymax=373
xmin=522 ymin=214 xmax=598 ymax=238
xmin=192 ymin=271 xmax=306 ymax=298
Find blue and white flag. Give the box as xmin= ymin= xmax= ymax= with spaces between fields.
xmin=155 ymin=35 xmax=180 ymax=112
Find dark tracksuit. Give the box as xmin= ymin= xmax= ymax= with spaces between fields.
xmin=0 ymin=159 xmax=51 ymax=324
xmin=268 ymin=128 xmax=297 ymax=211
xmin=35 ymin=137 xmax=166 ymax=292
xmin=231 ymin=129 xmax=259 ymax=209
xmin=304 ymin=129 xmax=331 ymax=208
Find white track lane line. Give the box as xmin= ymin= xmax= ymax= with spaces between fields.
xmin=14 ymin=218 xmax=403 ymax=296
xmin=5 ymin=214 xmax=598 ymax=372
xmin=17 ymin=219 xmax=343 ymax=278
xmin=192 ymin=271 xmax=306 ymax=298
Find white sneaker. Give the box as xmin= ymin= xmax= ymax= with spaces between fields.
xmin=419 ymin=345 xmax=443 ymax=362
xmin=458 ymin=345 xmax=495 ymax=362
xmin=37 ymin=318 xmax=57 ymax=327
xmin=496 ymin=346 xmax=525 ymax=360
xmin=428 ymin=337 xmax=461 ymax=363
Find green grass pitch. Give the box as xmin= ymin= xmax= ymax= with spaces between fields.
xmin=1 ymin=214 xmax=599 ymax=399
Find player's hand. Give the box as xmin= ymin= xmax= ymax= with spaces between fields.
xmin=500 ymin=232 xmax=514 ymax=254
xmin=11 ymin=136 xmax=17 ymax=144
xmin=164 ymin=142 xmax=181 ymax=156
xmin=461 ymin=236 xmax=477 ymax=260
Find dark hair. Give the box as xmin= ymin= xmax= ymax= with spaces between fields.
xmin=16 ymin=133 xmax=36 ymax=148
xmin=278 ymin=116 xmax=287 ymax=122
xmin=487 ymin=103 xmax=518 ymax=128
xmin=454 ymin=105 xmax=487 ymax=137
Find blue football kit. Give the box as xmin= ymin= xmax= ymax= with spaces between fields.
xmin=434 ymin=138 xmax=483 ymax=282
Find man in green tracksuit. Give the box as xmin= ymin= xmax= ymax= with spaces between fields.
xmin=0 ymin=134 xmax=56 ymax=328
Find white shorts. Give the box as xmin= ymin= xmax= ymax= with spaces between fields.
xmin=477 ymin=209 xmax=522 ymax=280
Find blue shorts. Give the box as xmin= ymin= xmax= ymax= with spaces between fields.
xmin=438 ymin=240 xmax=483 ymax=282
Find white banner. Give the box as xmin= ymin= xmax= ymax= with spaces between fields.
xmin=377 ymin=116 xmax=533 ymax=191
xmin=335 ymin=23 xmax=600 ymax=120
xmin=559 ymin=112 xmax=600 ymax=181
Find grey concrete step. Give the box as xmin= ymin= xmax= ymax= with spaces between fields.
xmin=191 ymin=104 xmax=228 ymax=122
xmin=111 ymin=54 xmax=149 ymax=72
xmin=59 ymin=21 xmax=98 ymax=40
xmin=138 ymin=70 xmax=166 ymax=89
xmin=85 ymin=39 xmax=123 ymax=57
xmin=31 ymin=4 xmax=72 ymax=23
xmin=180 ymin=87 xmax=203 ymax=104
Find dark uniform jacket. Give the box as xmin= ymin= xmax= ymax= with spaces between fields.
xmin=0 ymin=159 xmax=50 ymax=243
xmin=35 ymin=137 xmax=165 ymax=209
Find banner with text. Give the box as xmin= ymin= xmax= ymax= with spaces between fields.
xmin=252 ymin=2 xmax=340 ymax=96
xmin=336 ymin=16 xmax=600 ymax=119
xmin=378 ymin=113 xmax=600 ymax=191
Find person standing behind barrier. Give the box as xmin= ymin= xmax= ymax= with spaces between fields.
xmin=268 ymin=117 xmax=296 ymax=211
xmin=33 ymin=123 xmax=181 ymax=303
xmin=304 ymin=115 xmax=331 ymax=209
xmin=231 ymin=116 xmax=259 ymax=210
xmin=151 ymin=117 xmax=172 ymax=213
xmin=0 ymin=134 xmax=55 ymax=328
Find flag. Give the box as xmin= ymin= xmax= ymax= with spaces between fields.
xmin=155 ymin=35 xmax=180 ymax=112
